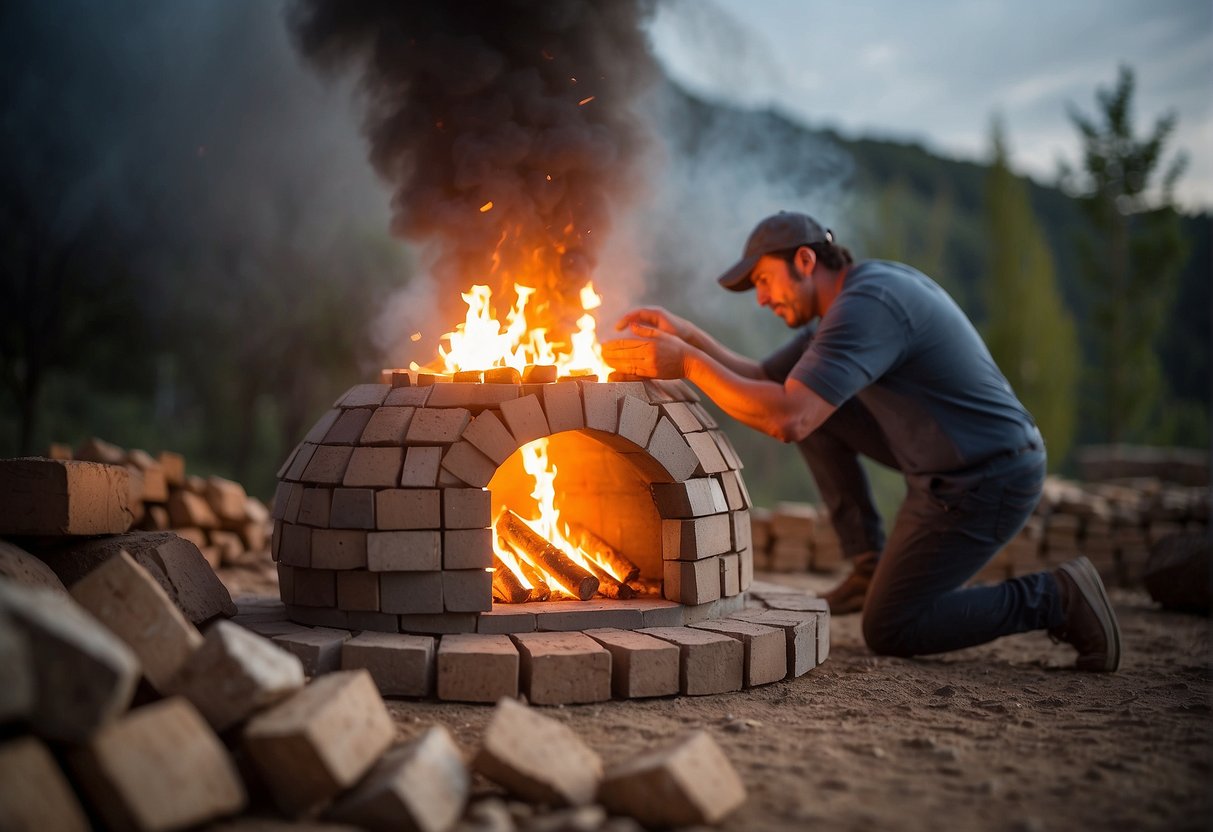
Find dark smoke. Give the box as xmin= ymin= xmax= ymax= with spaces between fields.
xmin=289 ymin=0 xmax=659 ymax=343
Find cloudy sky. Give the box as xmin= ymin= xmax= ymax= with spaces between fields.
xmin=648 ymin=0 xmax=1212 ymax=210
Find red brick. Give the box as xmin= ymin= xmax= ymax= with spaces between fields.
xmin=311 ymin=530 xmax=366 ymax=570
xmin=277 ymin=522 xmax=311 ymax=567
xmin=329 ymin=488 xmax=375 ymax=529
xmin=650 ymin=478 xmax=728 ymax=518
xmin=324 ymin=408 xmax=374 ymax=445
xmin=360 ymin=407 xmax=415 ymax=445
xmin=441 ymin=441 xmax=497 ymax=487
xmin=443 ymin=569 xmax=492 ymax=612
xmin=644 ymin=418 xmax=698 ymax=482
xmin=337 ymin=570 xmax=381 ymax=611
xmin=292 ymin=567 xmax=336 ymax=607
xmin=338 ymin=384 xmax=391 ymax=408
xmin=127 ymin=450 xmax=169 ymax=503
xmin=686 ymin=431 xmax=729 ymax=474
xmin=584 ymin=628 xmax=679 ymax=698
xmin=663 ymin=559 xmax=721 ymax=605
xmin=283 ymin=443 xmax=318 ymax=481
xmin=168 ymin=489 xmax=219 ymax=529
xmin=733 ymin=608 xmax=819 ymax=676
xmin=343 ymin=447 xmax=403 ymax=488
xmin=662 ymin=515 xmax=733 ymax=560
xmin=0 ymin=458 xmax=135 ymax=537
xmin=404 ymin=407 xmax=469 ymax=444
xmin=462 ymin=409 xmax=519 ymax=464
xmin=304 ymin=409 xmax=342 ymax=444
xmin=511 ymin=632 xmax=611 ymax=705
xmin=500 ymin=394 xmax=550 ymax=444
xmin=340 ymin=632 xmax=435 ymax=697
xmin=375 ymin=489 xmax=441 ymax=530
xmin=437 ymin=634 xmax=519 ymax=702
xmin=296 ymin=488 xmax=332 ymax=527
xmin=367 ymin=531 xmax=441 ymax=571
xmin=542 ymin=382 xmax=584 ymax=433
xmin=637 ymin=626 xmax=742 ymax=695
xmin=720 ymin=552 xmax=740 ymax=596
xmin=689 ymin=619 xmax=786 ymax=686
xmin=380 ymin=572 xmax=444 ymax=614
xmin=617 ymin=395 xmax=659 ymax=448
xmin=301 ymin=445 xmax=354 ymax=486
xmin=159 ymin=451 xmax=186 ymax=487
xmin=400 ymin=446 xmax=444 ymax=487
xmin=443 ymin=488 xmax=491 ymax=529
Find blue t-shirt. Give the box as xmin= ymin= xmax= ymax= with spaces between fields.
xmin=761 ymin=260 xmax=1039 ymax=476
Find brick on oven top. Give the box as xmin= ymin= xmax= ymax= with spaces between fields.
xmin=442 ymin=569 xmax=492 ymax=612
xmin=303 ymin=409 xmax=342 ymax=444
xmin=440 ymin=441 xmax=497 ymax=488
xmin=329 ymin=488 xmax=375 ymax=530
xmin=283 ymin=443 xmax=319 ymax=482
xmin=343 ymin=447 xmax=404 ymax=488
xmin=662 ymin=515 xmax=733 ymax=560
xmin=499 ymin=394 xmax=550 ymax=445
xmin=443 ymin=528 xmax=493 ymax=569
xmin=300 ymin=445 xmax=353 ymax=486
xmin=375 ymin=488 xmax=441 ymax=530
xmin=360 ymin=406 xmax=415 ymax=446
xmin=461 ymin=409 xmax=519 ymax=465
xmin=384 ymin=386 xmax=432 ymax=407
xmin=400 ymin=446 xmax=443 ymax=487
xmin=366 ymin=530 xmax=441 ymax=572
xmin=643 ymin=417 xmax=699 ymax=482
xmin=436 ymin=634 xmax=520 ymax=703
xmin=581 ymin=382 xmax=625 ymax=434
xmin=663 ymin=558 xmax=722 ymax=606
xmin=336 ymin=384 xmax=391 ymax=408
xmin=659 ymin=378 xmax=700 ymax=402
xmin=425 ymin=382 xmax=520 ymax=410
xmin=523 ymin=364 xmax=558 ymax=384
xmin=380 ymin=571 xmax=444 ymax=615
xmin=324 ymin=408 xmax=374 ymax=445
xmin=310 ymin=529 xmax=367 ymax=570
xmin=686 ymin=432 xmax=730 ymax=475
xmin=277 ymin=522 xmax=312 ymax=568
xmin=716 ymin=469 xmax=751 ymax=510
xmin=296 ymin=487 xmax=332 ymax=527
xmin=635 ymin=625 xmax=742 ymax=695
xmin=650 ymin=478 xmax=729 ymax=518
xmin=542 ymin=380 xmax=585 ymax=433
xmin=405 ymin=407 xmax=471 ymax=445
xmin=442 ymin=488 xmax=491 ymax=529
xmin=711 ymin=428 xmax=743 ymax=469
xmin=658 ymin=402 xmax=703 ymax=434
xmin=617 ymin=395 xmax=659 ymax=449
xmin=336 ymin=570 xmax=380 ymax=611
xmin=277 ymin=443 xmax=302 ymax=480
xmin=689 ymin=401 xmax=719 ymax=428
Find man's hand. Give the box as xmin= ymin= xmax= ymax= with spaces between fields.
xmin=602 ymin=336 xmax=688 ymax=379
xmin=615 ymin=306 xmax=694 ymax=343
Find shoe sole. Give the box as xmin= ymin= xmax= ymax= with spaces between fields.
xmin=1058 ymin=556 xmax=1122 ymax=672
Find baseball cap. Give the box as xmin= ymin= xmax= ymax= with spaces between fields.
xmin=716 ymin=211 xmax=834 ymax=291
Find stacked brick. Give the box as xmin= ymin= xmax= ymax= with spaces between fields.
xmin=749 ymin=502 xmax=844 ymax=574
xmin=272 ymin=377 xmax=754 ymax=634
xmin=52 ymin=438 xmax=273 ymax=570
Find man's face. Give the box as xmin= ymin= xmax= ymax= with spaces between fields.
xmin=751 ymin=253 xmax=813 ymax=327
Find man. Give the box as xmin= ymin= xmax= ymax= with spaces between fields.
xmin=603 ymin=211 xmax=1121 ymax=670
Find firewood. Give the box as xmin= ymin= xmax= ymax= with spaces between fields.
xmin=491 ymin=552 xmax=531 ymax=604
xmin=627 ymin=577 xmax=662 ymax=597
xmin=515 ymin=556 xmax=552 ymax=602
xmin=496 ymin=510 xmax=599 ymax=601
xmin=580 ymin=556 xmax=636 ymax=600
xmin=565 ymin=523 xmax=640 ymax=584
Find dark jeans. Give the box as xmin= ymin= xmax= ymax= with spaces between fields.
xmin=797 ymin=399 xmax=1064 ymax=656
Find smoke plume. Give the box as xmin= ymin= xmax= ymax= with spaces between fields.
xmin=289 ymin=0 xmax=659 ymax=348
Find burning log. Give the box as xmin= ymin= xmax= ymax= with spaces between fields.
xmin=628 ymin=577 xmax=662 ymax=598
xmin=566 ymin=523 xmax=640 ymax=584
xmin=485 ymin=367 xmax=522 ymax=385
xmin=496 ymin=509 xmax=599 ymax=601
xmin=491 ymin=552 xmax=532 ymax=604
xmin=514 ymin=556 xmax=552 ymax=602
xmin=580 ymin=557 xmax=636 ymax=600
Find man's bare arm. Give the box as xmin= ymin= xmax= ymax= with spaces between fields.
xmin=615 ymin=306 xmax=766 ymax=380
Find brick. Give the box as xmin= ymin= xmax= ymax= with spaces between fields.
xmin=330 ymin=488 xmax=376 ymax=529
xmin=70 ymin=550 xmax=203 ymax=692
xmin=770 ymin=502 xmax=816 ymax=539
xmin=443 ymin=488 xmax=492 ymax=529
xmin=297 ymin=488 xmax=332 ymax=527
xmin=40 ymin=531 xmax=237 ymax=624
xmin=718 ymin=469 xmax=753 ymax=510
xmin=127 ymin=449 xmax=169 ymax=502
xmin=381 ymin=571 xmax=444 ymax=614
xmin=733 ymin=608 xmax=818 ymax=677
xmin=376 ymin=488 xmax=441 ymax=530
xmin=731 ymin=509 xmax=753 ymax=550
xmin=169 ymin=488 xmax=220 ymax=529
xmin=443 ymin=528 xmax=493 ymax=569
xmin=425 ymin=383 xmax=519 ymax=409
xmin=368 ymin=531 xmax=441 ymax=571
xmin=271 ymin=626 xmax=351 ymax=676
xmin=617 ymin=395 xmax=659 ymax=448
xmin=720 ymin=552 xmax=741 ymax=596
xmin=325 ymin=408 xmax=375 ymax=445
xmin=662 ymin=515 xmax=733 ymax=560
xmin=340 ymin=631 xmax=436 ymax=697
xmin=311 ymin=530 xmax=367 ymax=570
xmin=650 ymin=478 xmax=729 ymax=518
xmin=442 ymin=569 xmax=492 ymax=612
xmin=473 ymin=698 xmax=602 ymax=805
xmin=346 ymin=610 xmax=400 ymax=633
xmin=462 ymin=409 xmax=520 ymax=464
xmin=581 ymin=382 xmax=625 ymax=433
xmin=204 ymin=476 xmax=247 ymax=523
xmin=343 ymin=447 xmax=404 ymax=488
xmin=337 ymin=570 xmax=381 ymax=611
xmin=302 ymin=445 xmax=354 ymax=485
xmin=283 ymin=443 xmax=319 ymax=481
xmin=360 ymin=406 xmax=415 ymax=445
xmin=437 ymin=634 xmax=520 ymax=702
xmin=0 ymin=583 xmax=137 ymax=742
xmin=406 ymin=407 xmax=471 ymax=444
xmin=511 ymin=632 xmax=611 ymax=705
xmin=534 ymin=600 xmax=645 ymax=631
xmin=0 ymin=458 xmax=135 ymax=537
xmin=243 ymin=670 xmax=394 ymax=817
xmin=288 ymin=605 xmax=353 ymax=631
xmin=159 ymin=450 xmax=186 ymax=486
xmin=292 ymin=567 xmax=336 ymax=607
xmin=637 ymin=626 xmax=743 ymax=695
xmin=711 ymin=428 xmax=743 ymax=469
xmin=690 ymin=402 xmax=719 ymax=428
xmin=385 ymin=386 xmax=432 ymax=407
xmin=304 ymin=409 xmax=343 ymax=443
xmin=645 ymin=418 xmax=698 ymax=482
xmin=338 ymin=384 xmax=391 ymax=408
xmin=542 ymin=382 xmax=585 ymax=433
xmin=0 ymin=737 xmax=90 ymax=832
xmin=73 ymin=436 xmax=126 ymax=464
xmin=0 ymin=538 xmax=67 ymax=593
xmin=686 ymin=431 xmax=730 ymax=474
xmin=398 ymin=613 xmax=477 ymax=634
xmin=282 ymin=482 xmax=306 ymax=523
xmin=598 ymin=731 xmax=745 ymax=828
xmin=168 ymin=621 xmax=305 ymax=732
xmin=272 ymin=482 xmax=295 ymax=520
xmin=659 ymin=401 xmax=703 ymax=433
xmin=663 ymin=558 xmax=721 ymax=605
xmin=70 ymin=698 xmax=246 ymax=830
xmin=399 ymin=446 xmax=444 ymax=487
xmin=441 ymin=441 xmax=498 ymax=487
xmin=477 ymin=608 xmax=538 ymax=634
xmin=327 ymin=726 xmax=469 ymax=832
xmin=278 ymin=522 xmax=312 ymax=567
xmin=584 ymin=628 xmax=679 ymax=698
xmin=689 ymin=619 xmax=786 ymax=686
xmin=500 ymin=394 xmax=550 ymax=444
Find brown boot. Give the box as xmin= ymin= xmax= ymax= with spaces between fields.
xmin=1049 ymin=557 xmax=1122 ymax=672
xmin=822 ymin=552 xmax=878 ymax=615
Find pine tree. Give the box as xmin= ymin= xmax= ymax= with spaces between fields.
xmin=1061 ymin=66 xmax=1187 ymax=443
xmin=984 ymin=118 xmax=1080 ymax=466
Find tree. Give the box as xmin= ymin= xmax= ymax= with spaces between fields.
xmin=1060 ymin=66 xmax=1187 ymax=443
xmin=983 ymin=117 xmax=1080 ymax=466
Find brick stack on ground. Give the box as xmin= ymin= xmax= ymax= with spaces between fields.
xmin=749 ymin=502 xmax=844 ymax=575
xmin=272 ymin=376 xmax=755 ymax=634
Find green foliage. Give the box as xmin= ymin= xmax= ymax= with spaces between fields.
xmin=1060 ymin=66 xmax=1189 ymax=444
xmin=983 ymin=118 xmax=1080 ymax=467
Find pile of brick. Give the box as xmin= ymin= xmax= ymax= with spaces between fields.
xmin=49 ymin=438 xmax=274 ymax=572
xmin=749 ymin=503 xmax=844 ymax=574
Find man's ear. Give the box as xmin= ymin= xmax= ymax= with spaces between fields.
xmin=795 ymin=245 xmax=817 ymax=277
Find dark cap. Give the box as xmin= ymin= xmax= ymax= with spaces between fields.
xmin=716 ymin=211 xmax=834 ymax=291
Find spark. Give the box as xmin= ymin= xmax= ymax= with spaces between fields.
xmin=479 ymin=201 xmax=493 ymax=213
xmin=578 ymin=96 xmax=595 ymax=106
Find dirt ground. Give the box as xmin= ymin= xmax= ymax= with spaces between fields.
xmin=224 ymin=568 xmax=1212 ymax=832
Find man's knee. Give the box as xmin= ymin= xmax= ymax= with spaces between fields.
xmin=862 ymin=602 xmax=919 ymax=658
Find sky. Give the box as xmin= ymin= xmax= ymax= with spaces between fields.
xmin=648 ymin=0 xmax=1213 ymax=210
